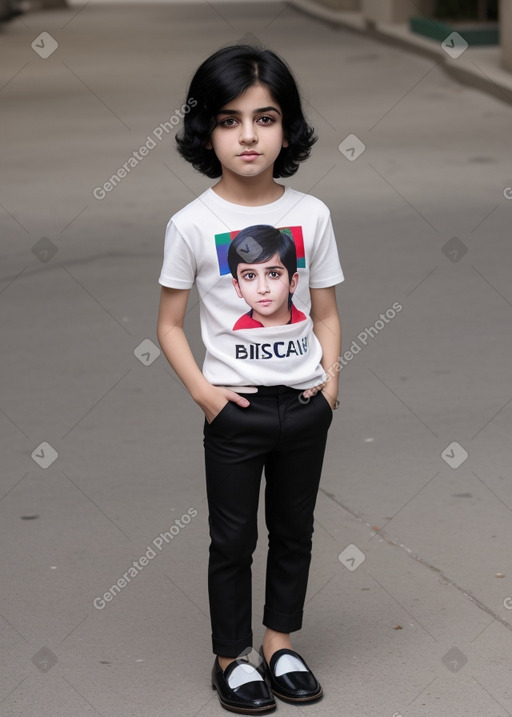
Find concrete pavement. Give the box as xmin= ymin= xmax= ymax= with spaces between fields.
xmin=1 ymin=3 xmax=512 ymax=715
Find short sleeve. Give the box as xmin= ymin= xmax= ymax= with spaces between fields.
xmin=158 ymin=218 xmax=197 ymax=289
xmin=308 ymin=207 xmax=344 ymax=288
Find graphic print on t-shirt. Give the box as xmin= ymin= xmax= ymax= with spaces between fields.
xmin=215 ymin=226 xmax=305 ymax=276
xmin=221 ymin=224 xmax=307 ymax=331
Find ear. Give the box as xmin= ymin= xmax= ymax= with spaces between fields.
xmin=232 ymin=277 xmax=244 ymax=299
xmin=282 ymin=136 xmax=289 ymax=148
xmin=288 ymin=272 xmax=299 ymax=294
xmin=205 ymin=139 xmax=213 ymax=150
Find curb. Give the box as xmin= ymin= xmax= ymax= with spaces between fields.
xmin=288 ymin=0 xmax=512 ymax=106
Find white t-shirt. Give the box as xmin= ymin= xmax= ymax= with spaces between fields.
xmin=158 ymin=186 xmax=344 ymax=390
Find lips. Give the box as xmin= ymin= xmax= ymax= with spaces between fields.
xmin=239 ymin=151 xmax=260 ymax=157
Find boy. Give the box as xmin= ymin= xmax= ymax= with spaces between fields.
xmin=228 ymin=224 xmax=307 ymax=330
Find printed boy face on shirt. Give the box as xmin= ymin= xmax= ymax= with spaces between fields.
xmin=232 ymin=253 xmax=299 ymax=327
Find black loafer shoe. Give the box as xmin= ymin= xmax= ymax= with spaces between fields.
xmin=259 ymin=646 xmax=323 ymax=704
xmin=211 ymin=656 xmax=276 ymax=715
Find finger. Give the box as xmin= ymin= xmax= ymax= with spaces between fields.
xmin=311 ymin=383 xmax=326 ymax=396
xmin=229 ymin=392 xmax=250 ymax=408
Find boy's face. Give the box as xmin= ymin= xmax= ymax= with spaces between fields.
xmin=206 ymin=83 xmax=288 ymax=180
xmin=233 ymin=253 xmax=299 ymax=326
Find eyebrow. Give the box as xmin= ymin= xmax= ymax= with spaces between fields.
xmin=217 ymin=106 xmax=282 ymax=116
xmin=240 ymin=265 xmax=284 ymax=272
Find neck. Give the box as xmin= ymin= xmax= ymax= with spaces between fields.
xmin=211 ymin=168 xmax=285 ymax=206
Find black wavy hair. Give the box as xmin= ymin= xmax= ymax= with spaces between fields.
xmin=176 ymin=44 xmax=317 ymax=178
xmin=227 ymin=225 xmax=297 ymax=280
xmin=227 ymin=225 xmax=297 ymax=307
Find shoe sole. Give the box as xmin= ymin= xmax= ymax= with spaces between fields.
xmin=211 ymin=683 xmax=277 ymax=715
xmin=271 ymin=687 xmax=323 ymax=705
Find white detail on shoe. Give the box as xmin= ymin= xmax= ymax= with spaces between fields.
xmin=274 ymin=654 xmax=309 ymax=677
xmin=227 ymin=663 xmax=265 ymax=689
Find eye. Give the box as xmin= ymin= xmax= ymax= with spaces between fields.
xmin=268 ymin=270 xmax=282 ymax=279
xmin=242 ymin=272 xmax=256 ymax=281
xmin=219 ymin=117 xmax=238 ymax=127
xmin=257 ymin=115 xmax=276 ymax=125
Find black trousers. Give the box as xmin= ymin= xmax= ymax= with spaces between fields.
xmin=203 ymin=385 xmax=333 ymax=657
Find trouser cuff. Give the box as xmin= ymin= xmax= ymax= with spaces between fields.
xmin=263 ymin=606 xmax=303 ymax=633
xmin=212 ymin=631 xmax=253 ymax=658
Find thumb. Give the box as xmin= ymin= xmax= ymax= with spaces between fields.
xmin=228 ymin=391 xmax=250 ymax=408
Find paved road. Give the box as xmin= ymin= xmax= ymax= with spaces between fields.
xmin=1 ymin=3 xmax=512 ymax=715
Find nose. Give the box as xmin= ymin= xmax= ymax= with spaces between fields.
xmin=257 ymin=275 xmax=269 ymax=294
xmin=239 ymin=119 xmax=257 ymax=145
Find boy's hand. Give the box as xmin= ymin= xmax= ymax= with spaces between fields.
xmin=301 ymin=382 xmax=338 ymax=410
xmin=195 ymin=385 xmax=250 ymax=425
xmin=301 ymin=382 xmax=326 ymax=400
xmin=320 ymin=389 xmax=339 ymax=410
